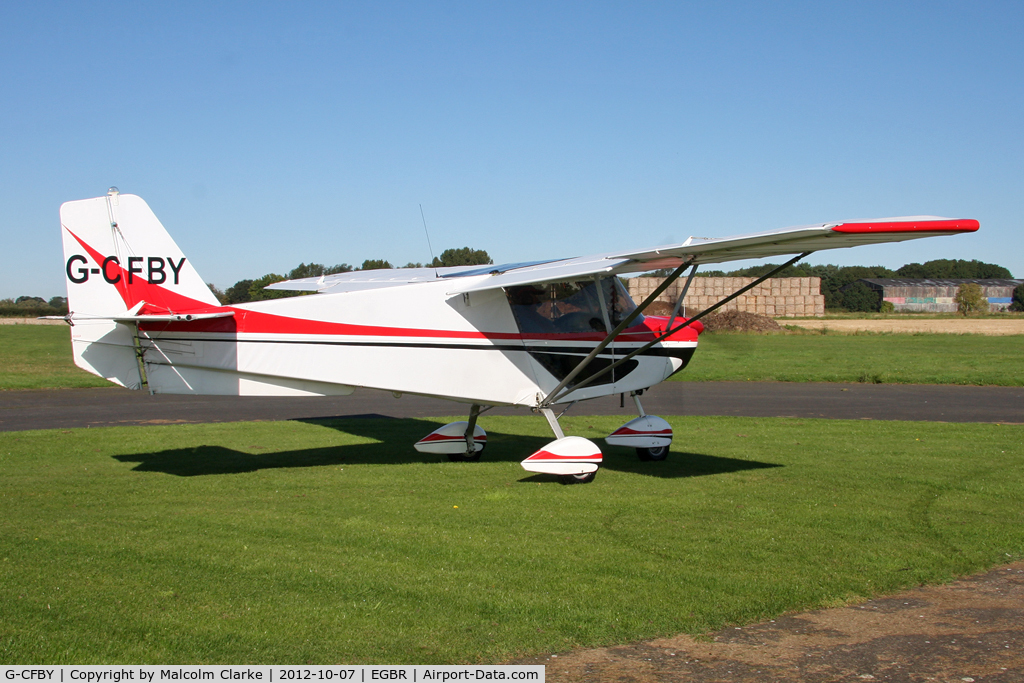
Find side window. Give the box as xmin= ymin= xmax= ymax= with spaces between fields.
xmin=602 ymin=277 xmax=641 ymax=327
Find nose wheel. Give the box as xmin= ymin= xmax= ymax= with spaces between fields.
xmin=636 ymin=445 xmax=669 ymax=461
xmin=560 ymin=471 xmax=597 ymax=485
xmin=448 ymin=445 xmax=484 ymax=462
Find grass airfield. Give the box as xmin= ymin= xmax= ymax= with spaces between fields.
xmin=674 ymin=330 xmax=1024 ymax=385
xmin=1 ymin=415 xmax=1022 ymax=663
xmin=2 ymin=324 xmax=1023 ymax=663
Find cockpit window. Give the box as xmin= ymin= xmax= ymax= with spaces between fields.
xmin=506 ymin=278 xmax=641 ymax=335
xmin=602 ymin=277 xmax=638 ymax=328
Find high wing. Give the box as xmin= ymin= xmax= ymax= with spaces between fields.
xmin=266 ymin=265 xmax=483 ymax=292
xmin=446 ymin=216 xmax=979 ymax=293
xmin=267 ymin=216 xmax=978 ymax=294
xmin=264 ymin=260 xmax=568 ymax=293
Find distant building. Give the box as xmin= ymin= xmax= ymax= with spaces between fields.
xmin=856 ymin=279 xmax=1023 ymax=313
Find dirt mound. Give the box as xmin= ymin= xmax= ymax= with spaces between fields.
xmin=640 ymin=305 xmax=782 ymax=332
xmin=643 ymin=301 xmax=676 ymax=316
xmin=701 ymin=310 xmax=782 ymax=333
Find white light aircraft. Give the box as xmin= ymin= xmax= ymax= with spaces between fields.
xmin=57 ymin=189 xmax=979 ymax=483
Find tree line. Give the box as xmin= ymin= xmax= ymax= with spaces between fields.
xmin=0 ymin=296 xmax=68 ymax=317
xmin=643 ymin=258 xmax=1018 ymax=312
xmin=5 ymin=254 xmax=1021 ymax=317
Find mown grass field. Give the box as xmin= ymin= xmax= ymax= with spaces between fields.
xmin=789 ymin=312 xmax=1024 ymax=320
xmin=674 ymin=331 xmax=1024 ymax=385
xmin=1 ymin=415 xmax=1022 ymax=663
xmin=0 ymin=325 xmax=109 ymax=390
xmin=3 ymin=325 xmax=1023 ymax=390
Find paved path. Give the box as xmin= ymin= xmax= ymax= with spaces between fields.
xmin=2 ymin=381 xmax=1021 ymax=432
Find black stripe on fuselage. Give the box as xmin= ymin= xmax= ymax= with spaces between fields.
xmin=141 ymin=335 xmax=696 ymax=360
xmin=141 ymin=336 xmax=697 ymax=387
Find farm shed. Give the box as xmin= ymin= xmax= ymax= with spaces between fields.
xmin=856 ymin=279 xmax=1023 ymax=313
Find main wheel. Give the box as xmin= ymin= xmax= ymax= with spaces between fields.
xmin=559 ymin=470 xmax=597 ymax=485
xmin=447 ymin=443 xmax=484 ymax=462
xmin=636 ymin=445 xmax=669 ymax=462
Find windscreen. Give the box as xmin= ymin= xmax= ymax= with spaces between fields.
xmin=505 ymin=278 xmax=641 ymax=335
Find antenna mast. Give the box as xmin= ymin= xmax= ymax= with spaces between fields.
xmin=420 ymin=204 xmax=438 ymax=276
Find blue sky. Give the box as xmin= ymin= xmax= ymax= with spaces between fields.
xmin=2 ymin=1 xmax=1021 ymax=299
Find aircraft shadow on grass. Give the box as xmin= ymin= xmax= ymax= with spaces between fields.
xmin=113 ymin=416 xmax=781 ymax=482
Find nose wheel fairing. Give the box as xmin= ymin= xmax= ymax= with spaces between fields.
xmin=605 ymin=414 xmax=673 ymax=449
xmin=520 ymin=436 xmax=603 ymax=476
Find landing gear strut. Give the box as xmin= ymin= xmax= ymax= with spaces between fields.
xmin=414 ymin=404 xmax=488 ymax=459
xmin=448 ymin=404 xmax=485 ymax=462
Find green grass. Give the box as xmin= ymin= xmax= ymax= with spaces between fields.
xmin=0 ymin=326 xmax=109 ymax=390
xmin=1 ymin=415 xmax=1022 ymax=663
xmin=675 ymin=332 xmax=1024 ymax=385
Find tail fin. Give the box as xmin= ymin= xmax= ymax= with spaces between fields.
xmin=59 ymin=189 xmax=221 ymax=388
xmin=61 ymin=189 xmax=219 ymax=314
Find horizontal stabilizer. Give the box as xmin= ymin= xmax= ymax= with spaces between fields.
xmin=58 ymin=311 xmax=235 ymax=324
xmin=111 ymin=311 xmax=233 ymax=323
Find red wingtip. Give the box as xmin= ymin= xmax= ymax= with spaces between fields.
xmin=831 ymin=219 xmax=979 ymax=234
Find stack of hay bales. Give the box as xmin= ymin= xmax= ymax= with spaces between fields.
xmin=628 ymin=277 xmax=825 ymax=318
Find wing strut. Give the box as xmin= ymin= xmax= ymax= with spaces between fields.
xmin=538 ymin=258 xmax=696 ymax=407
xmin=544 ymin=252 xmax=811 ymax=405
xmin=667 ymin=263 xmax=700 ymax=331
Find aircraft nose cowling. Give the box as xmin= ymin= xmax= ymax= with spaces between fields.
xmin=640 ymin=315 xmax=703 ymax=340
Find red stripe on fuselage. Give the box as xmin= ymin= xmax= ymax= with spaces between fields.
xmin=66 ymin=229 xmax=698 ymax=345
xmin=201 ymin=314 xmax=692 ymax=344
